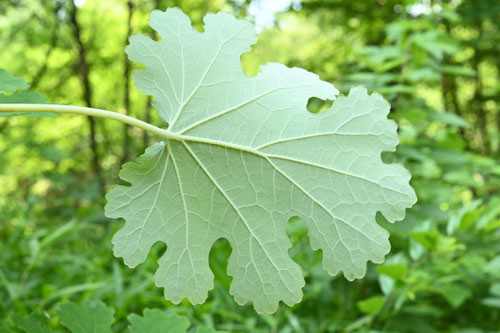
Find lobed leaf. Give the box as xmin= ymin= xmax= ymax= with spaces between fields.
xmin=105 ymin=8 xmax=417 ymax=313
xmin=128 ymin=309 xmax=189 ymax=333
xmin=54 ymin=299 xmax=114 ymax=333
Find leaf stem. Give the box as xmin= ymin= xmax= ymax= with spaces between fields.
xmin=0 ymin=104 xmax=169 ymax=138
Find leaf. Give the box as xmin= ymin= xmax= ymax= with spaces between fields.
xmin=0 ymin=69 xmax=52 ymax=118
xmin=54 ymin=299 xmax=114 ymax=333
xmin=376 ymin=263 xmax=408 ymax=280
xmin=105 ymin=8 xmax=416 ymax=313
xmin=128 ymin=309 xmax=189 ymax=333
xmin=426 ymin=110 xmax=468 ymax=127
xmin=196 ymin=327 xmax=225 ymax=333
xmin=411 ymin=31 xmax=460 ymax=60
xmin=0 ymin=326 xmax=15 ymax=333
xmin=446 ymin=200 xmax=481 ymax=235
xmin=411 ymin=230 xmax=440 ymax=249
xmin=440 ymin=284 xmax=471 ymax=308
xmin=489 ymin=283 xmax=500 ymax=297
xmin=356 ymin=296 xmax=385 ymax=314
xmin=440 ymin=65 xmax=476 ymax=77
xmin=0 ymin=68 xmax=29 ymax=92
xmin=481 ymin=297 xmax=500 ymax=309
xmin=13 ymin=313 xmax=53 ymax=333
xmin=0 ymin=90 xmax=45 ymax=104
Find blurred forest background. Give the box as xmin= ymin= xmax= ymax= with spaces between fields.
xmin=1 ymin=0 xmax=500 ymax=332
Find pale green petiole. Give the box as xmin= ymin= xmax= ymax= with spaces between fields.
xmin=0 ymin=103 xmax=169 ymax=138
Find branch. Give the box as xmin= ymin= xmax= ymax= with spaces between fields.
xmin=0 ymin=104 xmax=168 ymax=139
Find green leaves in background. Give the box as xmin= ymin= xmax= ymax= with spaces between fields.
xmin=0 ymin=69 xmax=29 ymax=92
xmin=7 ymin=300 xmax=221 ymax=333
xmin=12 ymin=313 xmax=52 ymax=333
xmin=105 ymin=8 xmax=416 ymax=313
xmin=55 ymin=300 xmax=115 ymax=333
xmin=0 ymin=69 xmax=45 ymax=104
xmin=0 ymin=68 xmax=52 ymax=117
xmin=2 ymin=0 xmax=499 ymax=331
xmin=357 ymin=296 xmax=385 ymax=315
xmin=128 ymin=309 xmax=188 ymax=333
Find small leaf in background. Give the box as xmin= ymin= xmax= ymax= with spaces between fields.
xmin=6 ymin=301 xmax=222 ymax=333
xmin=54 ymin=299 xmax=114 ymax=333
xmin=426 ymin=110 xmax=468 ymax=128
xmin=0 ymin=69 xmax=53 ymax=117
xmin=405 ymin=67 xmax=440 ymax=82
xmin=0 ymin=90 xmax=46 ymax=104
xmin=411 ymin=31 xmax=460 ymax=60
xmin=440 ymin=65 xmax=476 ymax=77
xmin=476 ymin=198 xmax=500 ymax=231
xmin=480 ymin=298 xmax=500 ymax=309
xmin=12 ymin=313 xmax=52 ymax=333
xmin=0 ymin=68 xmax=29 ymax=92
xmin=377 ymin=263 xmax=408 ymax=281
xmin=0 ymin=326 xmax=16 ymax=333
xmin=447 ymin=200 xmax=481 ymax=235
xmin=440 ymin=284 xmax=471 ymax=309
xmin=128 ymin=309 xmax=189 ymax=333
xmin=356 ymin=296 xmax=385 ymax=314
xmin=489 ymin=283 xmax=500 ymax=297
xmin=0 ymin=70 xmax=45 ymax=105
xmin=410 ymin=230 xmax=440 ymax=250
xmin=195 ymin=327 xmax=224 ymax=333
xmin=378 ymin=253 xmax=409 ymax=295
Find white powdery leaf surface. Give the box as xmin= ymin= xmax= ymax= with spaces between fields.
xmin=104 ymin=8 xmax=417 ymax=313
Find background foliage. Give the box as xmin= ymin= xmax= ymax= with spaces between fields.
xmin=1 ymin=0 xmax=499 ymax=331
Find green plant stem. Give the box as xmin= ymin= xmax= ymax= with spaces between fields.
xmin=0 ymin=104 xmax=168 ymax=138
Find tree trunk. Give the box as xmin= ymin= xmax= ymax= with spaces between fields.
xmin=122 ymin=0 xmax=134 ymax=164
xmin=68 ymin=0 xmax=104 ymax=194
xmin=143 ymin=0 xmax=161 ymax=150
xmin=472 ymin=49 xmax=488 ymax=155
xmin=31 ymin=1 xmax=62 ymax=89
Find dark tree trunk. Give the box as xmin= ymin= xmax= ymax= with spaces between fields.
xmin=470 ymin=21 xmax=489 ymax=155
xmin=31 ymin=1 xmax=62 ymax=89
xmin=472 ymin=49 xmax=488 ymax=154
xmin=441 ymin=61 xmax=468 ymax=144
xmin=143 ymin=0 xmax=161 ymax=150
xmin=68 ymin=0 xmax=104 ymax=194
xmin=440 ymin=21 xmax=468 ymax=144
xmin=122 ymin=0 xmax=134 ymax=164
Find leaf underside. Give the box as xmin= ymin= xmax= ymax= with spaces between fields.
xmin=105 ymin=8 xmax=417 ymax=313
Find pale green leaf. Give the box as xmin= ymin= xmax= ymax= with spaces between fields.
xmin=481 ymin=297 xmax=500 ymax=309
xmin=0 ymin=68 xmax=29 ymax=92
xmin=0 ymin=90 xmax=45 ymax=104
xmin=0 ymin=69 xmax=51 ymax=118
xmin=54 ymin=299 xmax=114 ymax=333
xmin=128 ymin=309 xmax=189 ymax=333
xmin=490 ymin=283 xmax=500 ymax=297
xmin=105 ymin=8 xmax=416 ymax=313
